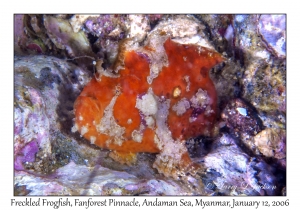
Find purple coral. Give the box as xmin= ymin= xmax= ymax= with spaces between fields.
xmin=14 ymin=140 xmax=39 ymax=171
xmin=21 ymin=140 xmax=39 ymax=163
xmin=258 ymin=15 xmax=286 ymax=57
xmin=84 ymin=15 xmax=126 ymax=39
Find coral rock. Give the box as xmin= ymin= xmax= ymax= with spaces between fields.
xmin=221 ymin=98 xmax=263 ymax=136
xmin=14 ymin=55 xmax=91 ymax=173
xmin=201 ymin=134 xmax=279 ymax=195
xmin=221 ymin=98 xmax=264 ymax=155
xmin=254 ymin=128 xmax=286 ymax=169
xmin=258 ymin=15 xmax=286 ymax=58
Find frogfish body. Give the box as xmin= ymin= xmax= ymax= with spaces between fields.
xmin=73 ymin=38 xmax=223 ymax=178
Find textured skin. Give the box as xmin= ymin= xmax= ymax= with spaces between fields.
xmin=74 ymin=38 xmax=223 ymax=167
xmin=152 ymin=39 xmax=223 ymax=140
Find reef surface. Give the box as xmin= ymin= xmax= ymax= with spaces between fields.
xmin=14 ymin=14 xmax=286 ymax=195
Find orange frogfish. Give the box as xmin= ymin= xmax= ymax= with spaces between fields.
xmin=73 ymin=37 xmax=223 ymax=178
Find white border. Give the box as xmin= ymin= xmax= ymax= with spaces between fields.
xmin=2 ymin=0 xmax=298 ymax=209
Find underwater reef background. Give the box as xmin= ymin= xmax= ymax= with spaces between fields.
xmin=14 ymin=14 xmax=286 ymax=195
